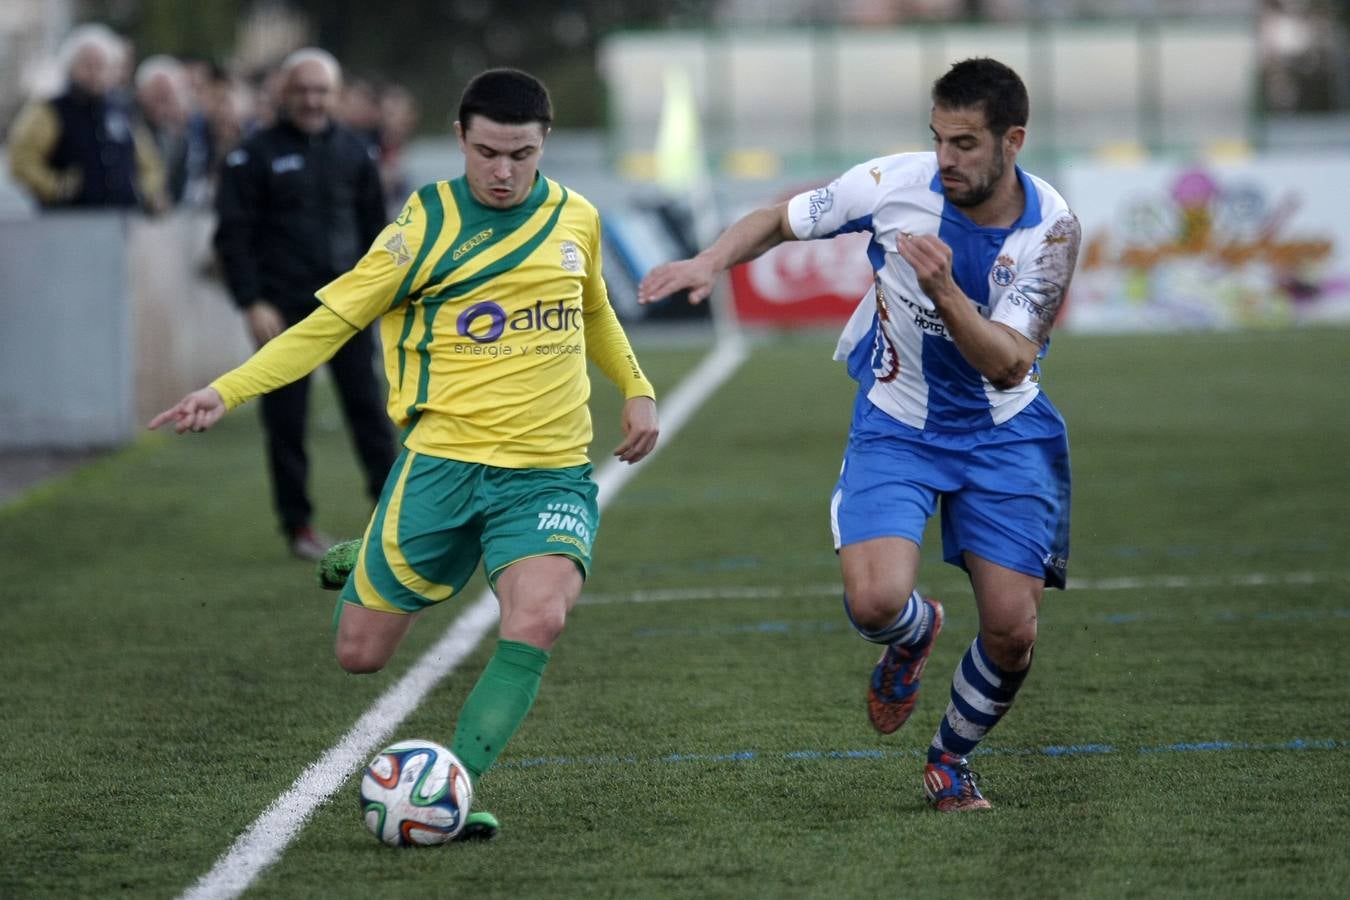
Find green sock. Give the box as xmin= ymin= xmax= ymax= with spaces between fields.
xmin=451 ymin=639 xmax=550 ymax=785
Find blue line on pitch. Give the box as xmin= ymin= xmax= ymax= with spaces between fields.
xmin=500 ymin=738 xmax=1347 ymax=772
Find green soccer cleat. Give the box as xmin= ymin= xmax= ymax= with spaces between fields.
xmin=456 ymin=810 xmax=500 ymax=842
xmin=315 ymin=538 xmax=361 ymax=590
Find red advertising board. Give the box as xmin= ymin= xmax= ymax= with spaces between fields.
xmin=727 ymin=231 xmax=873 ymax=325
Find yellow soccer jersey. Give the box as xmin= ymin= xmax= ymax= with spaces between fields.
xmin=314 ymin=174 xmax=653 ymax=468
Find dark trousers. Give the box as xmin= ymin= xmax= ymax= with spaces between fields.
xmin=259 ymin=322 xmax=397 ymax=536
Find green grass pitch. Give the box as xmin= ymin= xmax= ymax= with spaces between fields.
xmin=1 ymin=327 xmax=1347 ymax=898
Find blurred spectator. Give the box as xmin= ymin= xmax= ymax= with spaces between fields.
xmin=377 ymin=82 xmax=421 ymax=211
xmin=189 ymin=60 xmax=257 ymax=180
xmin=213 ymin=78 xmax=257 ymax=156
xmin=7 ymin=23 xmax=168 ymax=212
xmin=339 ymin=77 xmax=383 ymax=153
xmin=110 ymin=34 xmax=136 ymax=98
xmin=1261 ymin=0 xmax=1346 ymax=113
xmin=212 ymin=47 xmax=396 ymax=560
xmin=250 ymin=65 xmax=286 ymax=131
xmin=134 ymin=55 xmax=212 ymax=206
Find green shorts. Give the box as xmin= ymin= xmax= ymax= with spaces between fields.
xmin=338 ymin=448 xmax=599 ymax=616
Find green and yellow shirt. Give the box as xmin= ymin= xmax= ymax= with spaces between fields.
xmin=212 ymin=174 xmax=654 ymax=468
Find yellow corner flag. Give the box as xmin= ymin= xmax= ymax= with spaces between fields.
xmin=654 ymin=66 xmax=709 ymax=197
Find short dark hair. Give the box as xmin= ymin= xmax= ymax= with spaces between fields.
xmin=931 ymin=58 xmax=1028 ymax=136
xmin=457 ymin=68 xmax=553 ymax=130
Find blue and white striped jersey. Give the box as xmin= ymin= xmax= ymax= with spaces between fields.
xmin=786 ymin=152 xmax=1080 ymax=433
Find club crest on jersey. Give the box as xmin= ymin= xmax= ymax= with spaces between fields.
xmin=560 ymin=240 xmax=581 ymax=272
xmin=383 ymin=231 xmax=412 ymax=266
xmin=991 ymin=254 xmax=1016 ymax=286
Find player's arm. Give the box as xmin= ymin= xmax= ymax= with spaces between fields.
xmin=582 ymin=218 xmax=659 ymax=463
xmin=637 ymin=202 xmax=794 ymax=305
xmin=585 ymin=310 xmax=658 ymax=464
xmin=584 ymin=300 xmax=659 ymax=465
xmin=987 ymin=213 xmax=1082 ymax=368
xmin=586 ymin=305 xmax=658 ymax=464
xmin=151 ymin=191 xmax=431 ymax=435
xmin=898 ymin=231 xmax=1044 ymax=390
xmin=147 ymin=306 xmax=358 ymax=434
xmin=150 ymin=193 xmax=430 ymax=436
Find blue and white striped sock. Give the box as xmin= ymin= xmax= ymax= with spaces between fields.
xmin=928 ymin=636 xmax=1029 ymax=763
xmin=843 ymin=589 xmax=932 ymax=648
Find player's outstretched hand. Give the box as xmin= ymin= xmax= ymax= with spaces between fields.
xmin=147 ymin=387 xmax=227 ymax=434
xmin=637 ymin=256 xmax=717 ymax=306
xmin=614 ymin=396 xmax=659 ymax=464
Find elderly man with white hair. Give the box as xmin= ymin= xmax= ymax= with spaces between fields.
xmin=7 ymin=23 xmax=166 ymax=211
xmin=134 ymin=54 xmax=212 ymax=206
xmin=212 ymin=47 xmax=397 ymax=561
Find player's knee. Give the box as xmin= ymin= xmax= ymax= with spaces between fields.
xmin=501 ymin=596 xmax=568 ymax=649
xmin=981 ymin=620 xmax=1037 ymax=671
xmin=335 ymin=640 xmax=389 ymax=675
xmin=844 ymin=584 xmax=911 ymax=631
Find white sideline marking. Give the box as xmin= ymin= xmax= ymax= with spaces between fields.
xmin=578 ymin=570 xmax=1344 ymax=606
xmin=179 ymin=335 xmax=748 ymax=900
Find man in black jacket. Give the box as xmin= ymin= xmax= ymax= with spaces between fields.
xmin=214 ymin=47 xmax=396 ymax=560
xmin=7 ymin=23 xmax=167 ymax=212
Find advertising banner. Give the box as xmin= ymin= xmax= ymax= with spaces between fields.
xmin=1059 ymin=156 xmax=1350 ymax=331
xmin=726 ymin=156 xmax=1350 ymax=331
xmin=728 ymin=229 xmax=870 ymax=324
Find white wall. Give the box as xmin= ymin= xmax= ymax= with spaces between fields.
xmin=600 ymin=20 xmax=1260 ymax=170
xmin=0 ymin=210 xmax=250 ymax=450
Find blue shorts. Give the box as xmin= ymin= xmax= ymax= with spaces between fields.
xmin=830 ymin=393 xmax=1071 ymax=588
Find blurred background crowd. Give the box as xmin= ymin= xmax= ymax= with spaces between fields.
xmin=1 ymin=0 xmax=1348 ymax=463
xmin=0 ymin=0 xmax=1346 ymax=218
xmin=1 ymin=10 xmax=422 ymax=217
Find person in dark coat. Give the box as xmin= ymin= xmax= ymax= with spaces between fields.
xmin=7 ymin=23 xmax=167 ymax=212
xmin=213 ymin=47 xmax=397 ymax=560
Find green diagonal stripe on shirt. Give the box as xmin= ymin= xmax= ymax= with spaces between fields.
xmin=405 ymin=186 xmax=571 ymax=422
xmin=394 ymin=184 xmax=445 ymax=391
xmin=424 ymin=175 xmax=551 ymax=283
xmin=424 ymin=186 xmax=569 ymax=304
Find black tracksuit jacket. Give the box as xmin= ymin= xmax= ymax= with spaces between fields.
xmin=214 ymin=119 xmax=386 ymax=315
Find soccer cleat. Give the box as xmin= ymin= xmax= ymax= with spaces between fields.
xmin=315 ymin=538 xmax=361 ymax=590
xmin=867 ymin=597 xmax=943 ymax=734
xmin=290 ymin=525 xmax=335 ymax=562
xmin=923 ymin=752 xmax=993 ymax=811
xmin=456 ymin=810 xmax=500 ymax=842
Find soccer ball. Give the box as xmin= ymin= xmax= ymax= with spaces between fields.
xmin=359 ymin=739 xmax=473 ymax=847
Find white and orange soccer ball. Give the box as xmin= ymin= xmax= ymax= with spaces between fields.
xmin=359 ymin=739 xmax=473 ymax=847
